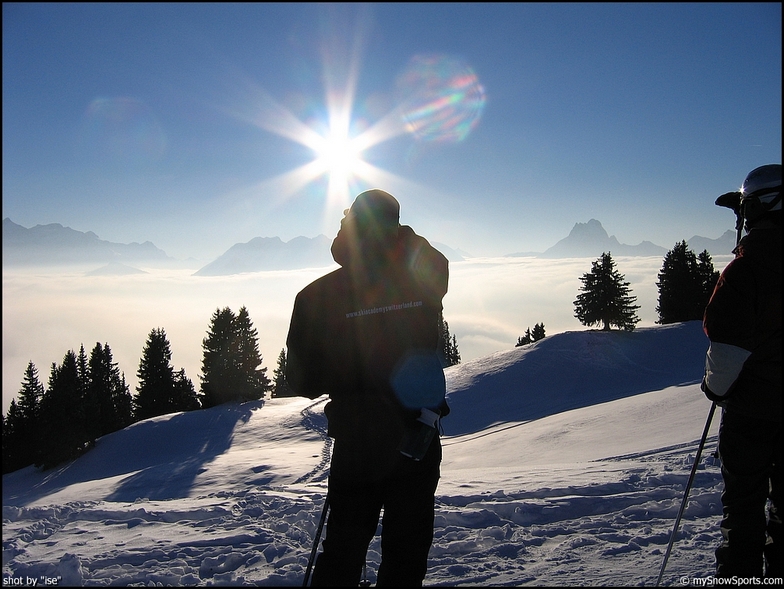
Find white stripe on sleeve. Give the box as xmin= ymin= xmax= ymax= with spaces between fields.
xmin=704 ymin=341 xmax=752 ymax=397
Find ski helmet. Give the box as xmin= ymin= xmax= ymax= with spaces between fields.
xmin=740 ymin=164 xmax=781 ymax=224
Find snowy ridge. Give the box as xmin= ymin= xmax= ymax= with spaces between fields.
xmin=444 ymin=322 xmax=708 ymax=435
xmin=3 ymin=322 xmax=723 ymax=586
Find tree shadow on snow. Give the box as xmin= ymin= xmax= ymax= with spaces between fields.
xmin=105 ymin=401 xmax=258 ymax=502
xmin=2 ymin=401 xmax=259 ymax=506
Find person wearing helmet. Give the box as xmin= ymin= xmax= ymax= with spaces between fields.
xmin=702 ymin=164 xmax=782 ymax=579
xmin=286 ymin=189 xmax=450 ymax=586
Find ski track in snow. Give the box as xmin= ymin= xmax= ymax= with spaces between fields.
xmin=2 ymin=423 xmax=723 ymax=587
xmin=292 ymin=398 xmax=332 ymax=486
xmin=428 ymin=443 xmax=723 ymax=587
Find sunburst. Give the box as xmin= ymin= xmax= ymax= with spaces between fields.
xmin=216 ymin=29 xmax=485 ymax=232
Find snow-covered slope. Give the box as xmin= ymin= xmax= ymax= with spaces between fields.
xmin=3 ymin=321 xmax=723 ymax=587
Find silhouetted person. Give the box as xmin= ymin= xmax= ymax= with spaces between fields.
xmin=286 ymin=189 xmax=450 ymax=586
xmin=702 ymin=164 xmax=782 ymax=579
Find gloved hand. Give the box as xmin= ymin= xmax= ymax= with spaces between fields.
xmin=701 ymin=377 xmax=728 ymax=408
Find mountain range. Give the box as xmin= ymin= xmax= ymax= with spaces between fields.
xmin=507 ymin=218 xmax=736 ymax=259
xmin=2 ymin=218 xmax=171 ymax=267
xmin=193 ymin=236 xmax=467 ymax=276
xmin=193 ymin=235 xmax=335 ymax=276
xmin=2 ymin=217 xmax=735 ymax=274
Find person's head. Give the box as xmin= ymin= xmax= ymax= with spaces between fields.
xmin=739 ymin=164 xmax=781 ymax=228
xmin=331 ymin=189 xmax=401 ymax=269
xmin=341 ymin=189 xmax=400 ymax=245
xmin=715 ymin=164 xmax=781 ymax=230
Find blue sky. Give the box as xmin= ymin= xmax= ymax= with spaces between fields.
xmin=2 ymin=2 xmax=781 ymax=260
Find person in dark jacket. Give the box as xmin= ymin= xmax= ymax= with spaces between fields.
xmin=286 ymin=189 xmax=450 ymax=587
xmin=702 ymin=163 xmax=782 ymax=579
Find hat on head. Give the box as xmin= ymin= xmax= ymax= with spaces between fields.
xmin=346 ymin=189 xmax=400 ymax=227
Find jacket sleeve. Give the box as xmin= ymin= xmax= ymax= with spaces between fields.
xmin=285 ymin=290 xmax=327 ymax=400
xmin=702 ymin=341 xmax=751 ymax=400
xmin=701 ymin=258 xmax=755 ymax=401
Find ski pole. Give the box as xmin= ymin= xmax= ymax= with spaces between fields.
xmin=303 ymin=494 xmax=330 ymax=587
xmin=656 ymin=401 xmax=717 ymax=587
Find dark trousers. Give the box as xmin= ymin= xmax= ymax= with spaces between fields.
xmin=716 ymin=409 xmax=782 ymax=578
xmin=311 ymin=436 xmax=441 ymax=587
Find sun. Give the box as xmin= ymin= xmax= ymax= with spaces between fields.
xmin=221 ymin=47 xmax=484 ymax=228
xmin=313 ymin=126 xmax=364 ymax=194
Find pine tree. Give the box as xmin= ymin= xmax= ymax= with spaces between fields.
xmin=200 ymin=306 xmax=271 ymax=407
xmin=516 ymin=331 xmax=529 ymax=347
xmin=517 ymin=323 xmax=545 ymax=347
xmin=15 ymin=361 xmax=45 ymax=468
xmin=200 ymin=307 xmax=239 ymax=408
xmin=437 ymin=313 xmax=461 ymax=367
xmin=450 ymin=333 xmax=461 ymax=365
xmin=2 ymin=400 xmax=24 ymax=474
xmin=84 ymin=343 xmax=104 ymax=441
xmin=38 ymin=351 xmax=90 ymax=469
xmin=18 ymin=361 xmax=45 ymax=422
xmin=272 ymin=348 xmax=295 ymax=398
xmin=77 ymin=344 xmax=89 ymax=394
xmin=438 ymin=314 xmax=450 ymax=365
xmin=574 ymin=252 xmax=640 ymax=331
xmin=234 ymin=306 xmax=272 ymax=401
xmin=134 ymin=328 xmax=176 ymax=420
xmin=172 ymin=369 xmax=200 ymax=412
xmin=116 ymin=371 xmax=134 ymax=429
xmin=134 ymin=329 xmax=198 ymax=419
xmin=697 ymin=250 xmax=720 ymax=310
xmin=86 ymin=343 xmax=134 ymax=440
xmin=655 ymin=241 xmax=718 ymax=324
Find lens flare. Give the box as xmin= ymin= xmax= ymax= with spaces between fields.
xmin=396 ymin=54 xmax=486 ymax=143
xmin=216 ymin=49 xmax=485 ymax=228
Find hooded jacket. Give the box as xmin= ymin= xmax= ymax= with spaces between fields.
xmin=286 ymin=223 xmax=450 ymax=443
xmin=702 ymin=222 xmax=782 ymax=422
